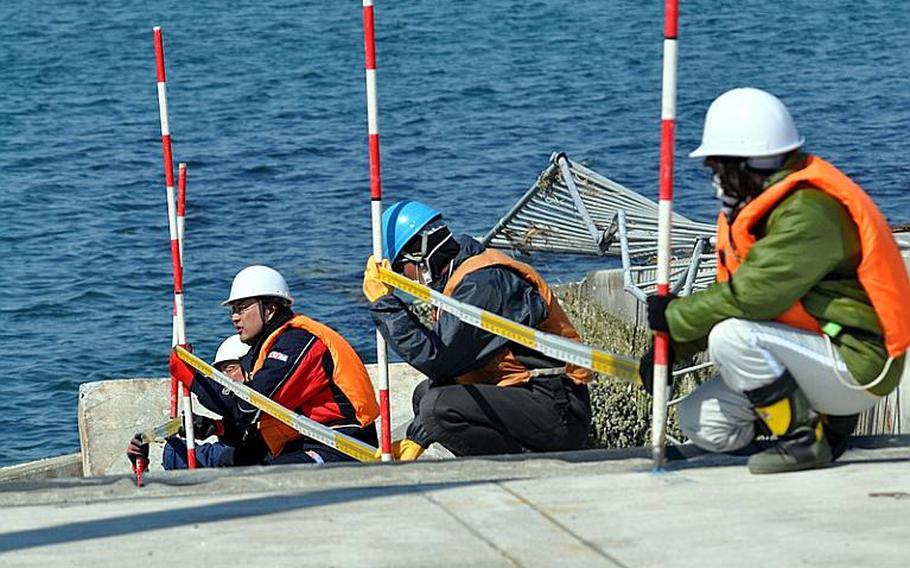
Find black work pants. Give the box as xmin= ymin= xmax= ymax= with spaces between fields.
xmin=265 ymin=423 xmax=379 ymax=465
xmin=412 ymin=377 xmax=591 ymax=456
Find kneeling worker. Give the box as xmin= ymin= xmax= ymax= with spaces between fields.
xmin=363 ymin=201 xmax=593 ymax=459
xmin=170 ymin=265 xmax=380 ymax=465
xmin=643 ymin=88 xmax=909 ymax=473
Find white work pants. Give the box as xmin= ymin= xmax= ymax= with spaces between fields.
xmin=677 ymin=318 xmax=880 ymax=453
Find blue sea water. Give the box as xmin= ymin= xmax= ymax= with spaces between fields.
xmin=1 ymin=0 xmax=908 ymax=466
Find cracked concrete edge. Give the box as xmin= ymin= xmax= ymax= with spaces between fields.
xmin=0 ymin=453 xmax=82 ymax=483
xmin=2 ymin=436 xmax=907 ymax=508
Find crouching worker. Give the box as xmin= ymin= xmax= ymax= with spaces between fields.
xmin=170 ymin=265 xmax=380 ymax=465
xmin=162 ymin=334 xmax=250 ymax=469
xmin=641 ymin=88 xmax=910 ymax=474
xmin=363 ymin=201 xmax=593 ymax=459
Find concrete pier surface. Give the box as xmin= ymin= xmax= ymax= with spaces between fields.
xmin=0 ymin=437 xmax=907 ymax=567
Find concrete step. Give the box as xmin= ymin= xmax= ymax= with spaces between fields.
xmin=0 ymin=436 xmax=906 ymax=567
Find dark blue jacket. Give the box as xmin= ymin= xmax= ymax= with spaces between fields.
xmin=369 ymin=236 xmax=552 ymax=385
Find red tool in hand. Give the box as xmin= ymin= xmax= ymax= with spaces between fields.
xmin=127 ymin=433 xmax=150 ymax=488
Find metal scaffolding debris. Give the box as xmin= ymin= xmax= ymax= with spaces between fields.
xmin=481 ymin=152 xmax=717 ymax=300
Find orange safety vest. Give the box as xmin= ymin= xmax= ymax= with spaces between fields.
xmin=715 ymin=155 xmax=910 ymax=357
xmin=251 ymin=315 xmax=379 ymax=456
xmin=441 ymin=249 xmax=593 ymax=387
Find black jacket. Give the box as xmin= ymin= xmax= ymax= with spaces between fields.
xmin=369 ymin=236 xmax=552 ymax=385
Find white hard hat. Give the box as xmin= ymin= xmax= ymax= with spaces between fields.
xmin=213 ymin=334 xmax=250 ymax=366
xmin=690 ymin=87 xmax=804 ymax=159
xmin=221 ymin=265 xmax=294 ymax=306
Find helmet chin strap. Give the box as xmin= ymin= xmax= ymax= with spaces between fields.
xmin=415 ymin=231 xmax=454 ymax=286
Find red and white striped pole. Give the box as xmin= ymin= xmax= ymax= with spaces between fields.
xmin=177 ymin=162 xmax=187 ymax=266
xmin=362 ymin=0 xmax=392 ymax=461
xmin=171 ymin=162 xmax=186 ymax=390
xmin=154 ymin=26 xmax=197 ymax=469
xmin=651 ymin=1 xmax=678 ymax=469
xmin=157 ymin=33 xmax=177 ymax=418
xmin=170 ymin=164 xmax=187 ymax=375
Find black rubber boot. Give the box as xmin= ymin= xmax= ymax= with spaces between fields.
xmin=822 ymin=413 xmax=858 ymax=461
xmin=745 ymin=372 xmax=832 ymax=474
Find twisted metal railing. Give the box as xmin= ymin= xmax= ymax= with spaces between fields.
xmin=482 ymin=152 xmax=717 ymax=301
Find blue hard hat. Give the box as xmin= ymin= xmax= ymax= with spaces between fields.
xmin=381 ymin=200 xmax=442 ymax=263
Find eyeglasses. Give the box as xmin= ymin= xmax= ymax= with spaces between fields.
xmin=219 ymin=362 xmax=243 ymax=375
xmin=230 ymin=300 xmax=258 ymax=315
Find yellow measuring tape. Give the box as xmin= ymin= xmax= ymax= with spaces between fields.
xmin=376 ymin=267 xmax=641 ymax=384
xmin=142 ymin=416 xmax=183 ymax=442
xmin=173 ymin=346 xmax=379 ymax=463
xmin=137 ymin=416 xmax=182 ymax=443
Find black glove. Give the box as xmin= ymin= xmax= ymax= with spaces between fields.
xmin=127 ymin=433 xmax=149 ymax=470
xmin=639 ymin=343 xmax=675 ymax=396
xmin=405 ymin=416 xmax=434 ymax=449
xmin=646 ymin=293 xmax=677 ymax=333
xmin=177 ymin=415 xmax=225 ymax=439
xmin=193 ymin=415 xmax=225 ymax=439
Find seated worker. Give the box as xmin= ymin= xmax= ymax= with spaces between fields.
xmin=641 ymin=87 xmax=909 ymax=474
xmin=363 ymin=201 xmax=593 ymax=459
xmin=162 ymin=334 xmax=250 ymax=469
xmin=211 ymin=333 xmax=250 ymax=383
xmin=126 ymin=334 xmax=251 ymax=471
xmin=170 ymin=265 xmax=380 ymax=465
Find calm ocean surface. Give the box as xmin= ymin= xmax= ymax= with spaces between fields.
xmin=1 ymin=1 xmax=908 ymax=465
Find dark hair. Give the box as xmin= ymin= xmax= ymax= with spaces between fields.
xmin=261 ymin=297 xmax=291 ymax=316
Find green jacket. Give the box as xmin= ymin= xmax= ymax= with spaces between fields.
xmin=667 ymin=158 xmax=904 ymax=397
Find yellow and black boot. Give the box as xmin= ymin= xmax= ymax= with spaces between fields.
xmin=745 ymin=372 xmax=832 ymax=474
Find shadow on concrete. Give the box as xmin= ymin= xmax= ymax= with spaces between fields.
xmin=664 ymin=434 xmax=910 ymax=471
xmin=386 ymin=434 xmax=910 ymax=471
xmin=0 ymin=475 xmax=127 ymax=493
xmin=847 ymin=435 xmax=910 ymax=449
xmin=833 ymin=456 xmax=910 ymax=467
xmin=507 ymin=434 xmax=910 ymax=472
xmin=0 ymin=480 xmax=485 ymax=555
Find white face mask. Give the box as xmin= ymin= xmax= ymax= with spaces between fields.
xmin=713 ymin=172 xmax=744 ymax=220
xmin=712 ymin=173 xmax=725 ymax=200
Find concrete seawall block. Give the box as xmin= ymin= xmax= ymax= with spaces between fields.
xmin=77 ymin=363 xmax=446 ymax=477
xmin=78 ymin=379 xmax=172 ymax=477
xmin=577 ymin=268 xmax=646 ymax=328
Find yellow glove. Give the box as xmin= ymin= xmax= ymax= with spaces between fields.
xmin=363 ymin=255 xmax=394 ymax=303
xmin=394 ymin=438 xmax=426 ymax=461
xmin=373 ymin=438 xmax=426 ymax=461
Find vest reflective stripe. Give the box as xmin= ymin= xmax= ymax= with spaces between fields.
xmin=715 ymin=155 xmax=910 ymax=357
xmin=252 ymin=315 xmax=379 ymax=456
xmin=442 ymin=249 xmax=593 ymax=386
